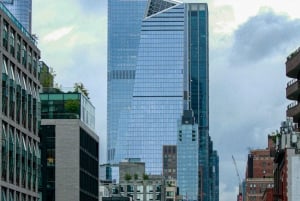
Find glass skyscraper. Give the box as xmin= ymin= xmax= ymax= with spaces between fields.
xmin=177 ymin=110 xmax=199 ymax=201
xmin=107 ymin=0 xmax=147 ymax=164
xmin=0 ymin=0 xmax=32 ymax=33
xmin=108 ymin=1 xmax=218 ymax=197
xmin=125 ymin=1 xmax=185 ymax=174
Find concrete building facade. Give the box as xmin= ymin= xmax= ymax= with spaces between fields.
xmin=0 ymin=2 xmax=40 ymax=200
xmin=39 ymin=90 xmax=99 ymax=201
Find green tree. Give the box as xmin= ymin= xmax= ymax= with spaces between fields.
xmin=64 ymin=100 xmax=80 ymax=114
xmin=124 ymin=173 xmax=132 ymax=181
xmin=143 ymin=173 xmax=149 ymax=180
xmin=74 ymin=82 xmax=89 ymax=98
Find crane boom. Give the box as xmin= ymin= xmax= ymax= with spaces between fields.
xmin=232 ymin=155 xmax=241 ymax=183
xmin=232 ymin=155 xmax=242 ymax=194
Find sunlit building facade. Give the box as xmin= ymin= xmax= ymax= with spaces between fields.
xmin=107 ymin=0 xmax=147 ymax=164
xmin=0 ymin=3 xmax=40 ymax=201
xmin=125 ymin=0 xmax=185 ymax=174
xmin=0 ymin=0 xmax=32 ymax=33
xmin=108 ymin=2 xmax=218 ymax=200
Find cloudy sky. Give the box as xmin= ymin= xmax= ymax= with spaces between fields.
xmin=32 ymin=0 xmax=300 ymax=200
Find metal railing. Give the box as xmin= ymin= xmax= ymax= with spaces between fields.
xmin=0 ymin=2 xmax=37 ymax=45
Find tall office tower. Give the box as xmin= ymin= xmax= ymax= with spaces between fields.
xmin=0 ymin=0 xmax=32 ymax=33
xmin=107 ymin=0 xmax=147 ymax=164
xmin=177 ymin=110 xmax=199 ymax=201
xmin=125 ymin=0 xmax=186 ymax=174
xmin=39 ymin=88 xmax=99 ymax=201
xmin=127 ymin=0 xmax=210 ymax=174
xmin=108 ymin=2 xmax=218 ymax=198
xmin=0 ymin=3 xmax=40 ymax=200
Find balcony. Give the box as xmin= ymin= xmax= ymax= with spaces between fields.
xmin=286 ymin=79 xmax=300 ymax=100
xmin=286 ymin=47 xmax=300 ymax=78
xmin=287 ymin=102 xmax=300 ymax=122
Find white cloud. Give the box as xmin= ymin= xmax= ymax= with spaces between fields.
xmin=43 ymin=26 xmax=74 ymax=42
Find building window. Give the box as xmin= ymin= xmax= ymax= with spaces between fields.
xmin=9 ymin=31 xmax=15 ymax=56
xmin=16 ymin=37 xmax=21 ymax=62
xmin=2 ymin=124 xmax=8 ymax=180
xmin=2 ymin=58 xmax=8 ymax=115
xmin=21 ymin=135 xmax=27 ymax=187
xmin=3 ymin=22 xmax=8 ymax=50
xmin=9 ymin=65 xmax=15 ymax=120
xmin=16 ymin=133 xmax=21 ymax=186
xmin=8 ymin=127 xmax=14 ymax=183
xmin=21 ymin=44 xmax=27 ymax=67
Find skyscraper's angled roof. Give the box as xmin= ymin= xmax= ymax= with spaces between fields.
xmin=145 ymin=0 xmax=181 ymax=18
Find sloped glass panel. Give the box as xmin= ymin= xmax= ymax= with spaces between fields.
xmin=28 ymin=83 xmax=32 ymax=95
xmin=9 ymin=128 xmax=14 ymax=146
xmin=146 ymin=0 xmax=176 ymax=17
xmin=2 ymin=191 xmax=7 ymax=201
xmin=22 ymin=136 xmax=26 ymax=151
xmin=9 ymin=192 xmax=13 ymax=201
xmin=2 ymin=59 xmax=8 ymax=74
xmin=36 ymin=144 xmax=40 ymax=159
xmin=28 ymin=142 xmax=32 ymax=154
xmin=2 ymin=125 xmax=7 ymax=139
xmin=32 ymin=86 xmax=36 ymax=98
xmin=16 ymin=134 xmax=20 ymax=153
xmin=9 ymin=66 xmax=15 ymax=81
xmin=16 ymin=72 xmax=21 ymax=86
xmin=22 ymin=77 xmax=27 ymax=90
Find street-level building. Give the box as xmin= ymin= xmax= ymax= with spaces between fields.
xmin=163 ymin=145 xmax=177 ymax=180
xmin=39 ymin=89 xmax=99 ymax=201
xmin=245 ymin=136 xmax=275 ymax=201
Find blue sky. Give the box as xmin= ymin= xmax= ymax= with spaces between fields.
xmin=32 ymin=0 xmax=300 ymax=200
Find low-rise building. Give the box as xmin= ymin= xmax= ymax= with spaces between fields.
xmin=39 ymin=88 xmax=99 ymax=201
xmin=245 ymin=135 xmax=275 ymax=201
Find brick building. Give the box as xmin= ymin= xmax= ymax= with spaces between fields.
xmin=245 ymin=135 xmax=275 ymax=201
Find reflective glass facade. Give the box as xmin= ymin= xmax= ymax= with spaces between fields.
xmin=108 ymin=3 xmax=218 ymax=199
xmin=0 ymin=0 xmax=32 ymax=33
xmin=107 ymin=0 xmax=147 ymax=164
xmin=125 ymin=2 xmax=185 ymax=174
xmin=177 ymin=111 xmax=199 ymax=201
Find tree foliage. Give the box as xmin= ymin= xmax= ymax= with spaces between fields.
xmin=74 ymin=82 xmax=89 ymax=98
xmin=124 ymin=173 xmax=132 ymax=181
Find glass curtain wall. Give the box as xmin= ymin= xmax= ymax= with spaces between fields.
xmin=187 ymin=4 xmax=210 ymax=201
xmin=0 ymin=0 xmax=32 ymax=33
xmin=107 ymin=0 xmax=147 ymax=164
xmin=126 ymin=3 xmax=185 ymax=174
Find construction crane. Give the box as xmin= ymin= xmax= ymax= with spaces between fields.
xmin=232 ymin=155 xmax=243 ymax=200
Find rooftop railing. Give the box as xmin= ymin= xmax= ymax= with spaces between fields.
xmin=287 ymin=46 xmax=300 ymax=62
xmin=0 ymin=2 xmax=37 ymax=45
xmin=287 ymin=101 xmax=298 ymax=110
xmin=287 ymin=79 xmax=298 ymax=87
